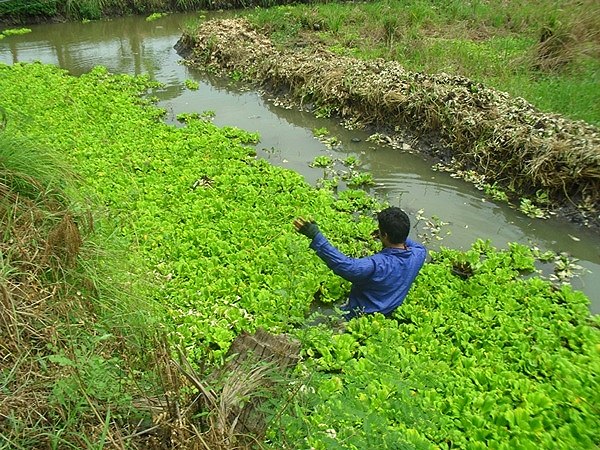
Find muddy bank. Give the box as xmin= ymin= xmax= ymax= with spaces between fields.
xmin=176 ymin=18 xmax=600 ymax=230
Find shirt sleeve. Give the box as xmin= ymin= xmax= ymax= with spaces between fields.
xmin=309 ymin=232 xmax=375 ymax=282
xmin=406 ymin=238 xmax=427 ymax=258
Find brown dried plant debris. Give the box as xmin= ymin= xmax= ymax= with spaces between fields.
xmin=177 ymin=18 xmax=600 ymax=228
xmin=132 ymin=330 xmax=300 ymax=450
xmin=0 ymin=194 xmax=99 ymax=446
xmin=45 ymin=212 xmax=83 ymax=267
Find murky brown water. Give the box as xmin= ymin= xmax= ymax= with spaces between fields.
xmin=1 ymin=12 xmax=598 ymax=312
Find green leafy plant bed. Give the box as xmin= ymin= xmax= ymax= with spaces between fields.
xmin=1 ymin=63 xmax=598 ymax=448
xmin=282 ymin=242 xmax=600 ymax=448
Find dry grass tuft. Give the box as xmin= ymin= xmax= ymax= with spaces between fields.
xmin=132 ymin=330 xmax=300 ymax=449
xmin=534 ymin=0 xmax=600 ymax=72
xmin=45 ymin=212 xmax=83 ymax=267
xmin=0 ymin=195 xmax=74 ymax=445
xmin=0 ymin=179 xmax=114 ymax=447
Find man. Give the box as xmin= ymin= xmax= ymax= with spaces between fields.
xmin=294 ymin=207 xmax=427 ymax=319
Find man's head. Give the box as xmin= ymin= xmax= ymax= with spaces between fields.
xmin=377 ymin=207 xmax=410 ymax=245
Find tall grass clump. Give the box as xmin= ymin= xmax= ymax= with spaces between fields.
xmin=0 ymin=113 xmax=161 ymax=448
xmin=0 ymin=132 xmax=69 ymax=202
xmin=0 ymin=0 xmax=59 ymax=22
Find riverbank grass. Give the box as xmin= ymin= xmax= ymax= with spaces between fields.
xmin=0 ymin=122 xmax=162 ymax=447
xmin=246 ymin=0 xmax=600 ymax=125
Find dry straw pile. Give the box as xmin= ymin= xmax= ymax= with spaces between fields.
xmin=178 ymin=18 xmax=600 ymax=223
xmin=138 ymin=330 xmax=299 ymax=449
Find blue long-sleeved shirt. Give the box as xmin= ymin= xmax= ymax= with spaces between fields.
xmin=309 ymin=233 xmax=427 ymax=317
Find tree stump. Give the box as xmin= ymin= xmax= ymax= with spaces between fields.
xmin=211 ymin=328 xmax=301 ymax=443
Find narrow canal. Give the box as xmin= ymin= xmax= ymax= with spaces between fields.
xmin=1 ymin=12 xmax=598 ymax=312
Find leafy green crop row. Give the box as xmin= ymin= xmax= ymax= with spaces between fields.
xmin=1 ymin=62 xmax=598 ymax=448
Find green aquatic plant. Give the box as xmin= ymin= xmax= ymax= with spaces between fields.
xmin=519 ymin=197 xmax=549 ymax=219
xmin=314 ymin=104 xmax=335 ymax=119
xmin=341 ymin=155 xmax=360 ymax=168
xmin=312 ymin=126 xmax=329 ymax=137
xmin=146 ymin=12 xmax=168 ymax=21
xmin=482 ymin=182 xmax=510 ymax=203
xmin=310 ymin=155 xmax=334 ymax=168
xmin=275 ymin=240 xmax=598 ymax=448
xmin=184 ymin=78 xmax=200 ymax=90
xmin=333 ymin=189 xmax=379 ymax=213
xmin=344 ymin=171 xmax=375 ymax=188
xmin=1 ymin=62 xmax=597 ymax=449
xmin=0 ymin=28 xmax=32 ymax=38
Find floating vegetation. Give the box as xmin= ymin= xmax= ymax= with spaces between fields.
xmin=519 ymin=197 xmax=551 ymax=219
xmin=310 ymin=155 xmax=334 ymax=168
xmin=312 ymin=126 xmax=329 ymax=137
xmin=343 ymin=171 xmax=375 ymax=188
xmin=1 ymin=56 xmax=598 ymax=450
xmin=416 ymin=209 xmax=451 ymax=244
xmin=184 ymin=78 xmax=200 ymax=90
xmin=0 ymin=27 xmax=32 ymax=39
xmin=145 ymin=12 xmax=168 ymax=21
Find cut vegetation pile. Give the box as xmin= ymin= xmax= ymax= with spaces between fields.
xmin=178 ymin=18 xmax=600 ymax=226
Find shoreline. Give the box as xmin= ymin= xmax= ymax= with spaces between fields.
xmin=176 ymin=18 xmax=600 ymax=232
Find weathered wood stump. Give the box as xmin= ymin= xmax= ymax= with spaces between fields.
xmin=224 ymin=328 xmax=301 ymax=372
xmin=208 ymin=328 xmax=301 ymax=445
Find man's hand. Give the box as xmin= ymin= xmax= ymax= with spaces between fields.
xmin=293 ymin=217 xmax=320 ymax=239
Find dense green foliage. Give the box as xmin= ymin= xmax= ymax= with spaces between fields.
xmin=0 ymin=0 xmax=301 ymax=22
xmin=0 ymin=63 xmax=598 ymax=448
xmin=246 ymin=0 xmax=600 ymax=125
xmin=281 ymin=243 xmax=599 ymax=448
xmin=0 ymin=0 xmax=59 ymax=19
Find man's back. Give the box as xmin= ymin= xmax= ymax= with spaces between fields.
xmin=310 ymin=234 xmax=427 ymax=317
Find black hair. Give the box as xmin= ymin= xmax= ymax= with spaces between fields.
xmin=377 ymin=207 xmax=410 ymax=244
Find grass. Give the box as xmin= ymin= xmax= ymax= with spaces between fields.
xmin=246 ymin=0 xmax=600 ymax=125
xmin=0 ymin=0 xmax=286 ymax=22
xmin=0 ymin=98 xmax=161 ymax=448
xmin=0 ymin=132 xmax=70 ymax=203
